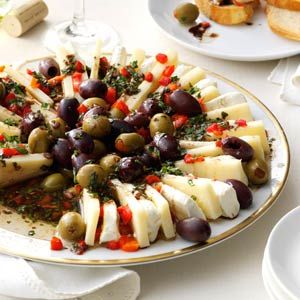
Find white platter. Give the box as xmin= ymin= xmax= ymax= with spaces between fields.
xmin=148 ymin=0 xmax=300 ymax=61
xmin=0 ymin=59 xmax=290 ymax=266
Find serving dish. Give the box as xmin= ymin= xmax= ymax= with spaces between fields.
xmin=0 ymin=46 xmax=289 ymax=266
xmin=148 ymin=0 xmax=300 ymax=61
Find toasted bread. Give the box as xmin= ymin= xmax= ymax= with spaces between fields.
xmin=266 ymin=0 xmax=300 ymax=11
xmin=266 ymin=5 xmax=300 ymax=41
xmin=195 ymin=0 xmax=259 ymax=25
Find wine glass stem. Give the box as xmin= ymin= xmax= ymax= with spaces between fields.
xmin=72 ymin=0 xmax=85 ymax=28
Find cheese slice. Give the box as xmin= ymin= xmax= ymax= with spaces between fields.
xmin=179 ymin=67 xmax=206 ymax=89
xmin=0 ymin=121 xmax=20 ymax=137
xmin=205 ymin=92 xmax=247 ymax=111
xmin=0 ymin=105 xmax=22 ymax=124
xmin=90 ymin=39 xmax=103 ymax=79
xmin=128 ymin=48 xmax=145 ymax=68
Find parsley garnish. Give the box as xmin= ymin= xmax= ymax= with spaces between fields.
xmin=3 ymin=118 xmax=18 ymax=126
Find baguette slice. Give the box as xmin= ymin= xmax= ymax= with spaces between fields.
xmin=195 ymin=0 xmax=259 ymax=25
xmin=266 ymin=5 xmax=300 ymax=41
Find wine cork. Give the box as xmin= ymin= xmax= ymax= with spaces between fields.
xmin=2 ymin=0 xmax=48 ymax=37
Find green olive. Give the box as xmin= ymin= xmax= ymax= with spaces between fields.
xmin=59 ymin=168 xmax=74 ymax=180
xmin=82 ymin=97 xmax=108 ymax=109
xmin=99 ymin=154 xmax=121 ymax=174
xmin=82 ymin=115 xmax=111 ymax=138
xmin=57 ymin=212 xmax=86 ymax=241
xmin=245 ymin=158 xmax=269 ymax=185
xmin=174 ymin=2 xmax=199 ymax=24
xmin=0 ymin=82 xmax=6 ymax=100
xmin=110 ymin=107 xmax=126 ymax=119
xmin=92 ymin=139 xmax=107 ymax=157
xmin=149 ymin=113 xmax=174 ymax=138
xmin=42 ymin=173 xmax=67 ymax=192
xmin=76 ymin=164 xmax=106 ymax=189
xmin=115 ymin=133 xmax=145 ymax=154
xmin=28 ymin=127 xmax=50 ymax=153
xmin=48 ymin=117 xmax=66 ymax=138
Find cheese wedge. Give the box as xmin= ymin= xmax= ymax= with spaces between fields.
xmin=240 ymin=135 xmax=265 ymax=161
xmin=162 ymin=175 xmax=222 ymax=220
xmin=205 ymin=92 xmax=247 ymax=111
xmin=179 ymin=67 xmax=206 ymax=89
xmin=172 ymin=64 xmax=193 ymax=78
xmin=0 ymin=105 xmax=22 ymax=124
xmin=193 ymin=78 xmax=217 ymax=91
xmin=0 ymin=121 xmax=20 ymax=138
xmin=81 ymin=189 xmax=100 ymax=246
xmin=175 ymin=155 xmax=248 ymax=185
xmin=0 ymin=153 xmax=53 ymax=188
xmin=179 ymin=140 xmax=215 ymax=149
xmin=90 ymin=39 xmax=103 ymax=79
xmin=201 ymin=85 xmax=220 ymax=102
xmin=144 ymin=185 xmax=175 ymax=239
xmin=186 ymin=143 xmax=223 ymax=157
xmin=140 ymin=57 xmax=156 ymax=74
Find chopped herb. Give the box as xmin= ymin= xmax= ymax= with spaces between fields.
xmin=221 ymin=111 xmax=229 ymax=119
xmin=41 ymin=103 xmax=50 ymax=109
xmin=157 ymin=161 xmax=183 ymax=176
xmin=130 ymin=60 xmax=138 ymax=69
xmin=191 ymin=195 xmax=197 ymax=201
xmin=15 ymin=146 xmax=28 ymax=155
xmin=12 ymin=162 xmax=21 ymax=171
xmin=170 ymin=75 xmax=179 ymax=83
xmin=28 ymin=230 xmax=35 ymax=236
xmin=3 ymin=118 xmax=18 ymax=126
xmin=188 ymin=179 xmax=195 ymax=186
xmin=188 ymin=85 xmax=201 ymax=98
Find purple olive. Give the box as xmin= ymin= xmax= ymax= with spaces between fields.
xmin=110 ymin=119 xmax=135 ymax=139
xmin=38 ymin=58 xmax=60 ymax=79
xmin=124 ymin=112 xmax=150 ymax=128
xmin=153 ymin=133 xmax=181 ymax=160
xmin=58 ymin=98 xmax=79 ymax=128
xmin=67 ymin=128 xmax=94 ymax=154
xmin=137 ymin=98 xmax=161 ymax=117
xmin=221 ymin=137 xmax=254 ymax=162
xmin=83 ymin=106 xmax=107 ymax=120
xmin=79 ymin=79 xmax=107 ymax=99
xmin=140 ymin=148 xmax=161 ymax=169
xmin=169 ymin=90 xmax=202 ymax=116
xmin=225 ymin=179 xmax=253 ymax=209
xmin=72 ymin=152 xmax=96 ymax=172
xmin=20 ymin=111 xmax=45 ymax=140
xmin=176 ymin=217 xmax=211 ymax=242
xmin=118 ymin=156 xmax=144 ymax=182
xmin=52 ymin=138 xmax=73 ymax=169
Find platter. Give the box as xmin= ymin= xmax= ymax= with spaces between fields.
xmin=0 ymin=52 xmax=289 ymax=266
xmin=148 ymin=0 xmax=300 ymax=61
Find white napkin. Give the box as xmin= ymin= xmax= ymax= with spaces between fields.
xmin=0 ymin=254 xmax=140 ymax=300
xmin=268 ymin=56 xmax=300 ymax=105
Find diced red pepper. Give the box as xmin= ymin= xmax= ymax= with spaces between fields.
xmin=202 ymin=21 xmax=211 ymax=28
xmin=198 ymin=98 xmax=207 ymax=112
xmin=145 ymin=174 xmax=161 ymax=185
xmin=48 ymin=75 xmax=65 ymax=86
xmin=184 ymin=154 xmax=205 ymax=164
xmin=105 ymin=87 xmax=117 ymax=105
xmin=163 ymin=93 xmax=171 ymax=105
xmin=75 ymin=240 xmax=88 ymax=255
xmin=206 ymin=123 xmax=226 ymax=137
xmin=119 ymin=236 xmax=139 ymax=252
xmin=63 ymin=201 xmax=72 ymax=210
xmin=159 ymin=76 xmax=171 ymax=86
xmin=100 ymin=205 xmax=104 ymax=218
xmin=172 ymin=114 xmax=188 ymax=129
xmin=119 ymin=223 xmax=133 ymax=236
xmin=22 ymin=104 xmax=32 ymax=117
xmin=235 ymin=119 xmax=247 ymax=127
xmin=0 ymin=148 xmax=21 ymax=158
xmin=215 ymin=140 xmax=222 ymax=148
xmin=0 ymin=66 xmax=5 ymax=72
xmin=168 ymin=82 xmax=178 ymax=91
xmin=115 ymin=139 xmax=129 ymax=153
xmin=144 ymin=72 xmax=154 ymax=82
xmin=194 ymin=156 xmax=205 ymax=163
xmin=72 ymin=72 xmax=83 ymax=93
xmin=163 ymin=65 xmax=175 ymax=77
xmin=0 ymin=134 xmax=5 ymax=142
xmin=37 ymin=194 xmax=53 ymax=207
xmin=106 ymin=240 xmax=120 ymax=250
xmin=112 ymin=100 xmax=130 ymax=115
xmin=117 ymin=205 xmax=132 ymax=225
xmin=50 ymin=237 xmax=63 ymax=251
xmin=156 ymin=53 xmax=168 ymax=64
xmin=154 ymin=184 xmax=162 ymax=193
xmin=13 ymin=195 xmax=25 ymax=205
xmin=120 ymin=67 xmax=129 ymax=78
xmin=77 ymin=103 xmax=88 ymax=114
xmin=74 ymin=184 xmax=82 ymax=194
xmin=30 ymin=77 xmax=40 ymax=89
xmin=26 ymin=69 xmax=33 ymax=76
xmin=40 ymin=86 xmax=51 ymax=95
xmin=4 ymin=92 xmax=16 ymax=106
xmin=94 ymin=227 xmax=101 ymax=243
xmin=75 ymin=60 xmax=85 ymax=73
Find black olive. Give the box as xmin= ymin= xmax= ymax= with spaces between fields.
xmin=153 ymin=133 xmax=181 ymax=160
xmin=221 ymin=137 xmax=254 ymax=162
xmin=58 ymin=98 xmax=79 ymax=128
xmin=38 ymin=58 xmax=60 ymax=79
xmin=79 ymin=79 xmax=107 ymax=99
xmin=118 ymin=157 xmax=144 ymax=182
xmin=67 ymin=128 xmax=94 ymax=154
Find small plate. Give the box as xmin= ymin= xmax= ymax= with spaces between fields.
xmin=148 ymin=0 xmax=300 ymax=61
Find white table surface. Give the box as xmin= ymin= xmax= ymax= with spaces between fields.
xmin=0 ymin=0 xmax=299 ymax=299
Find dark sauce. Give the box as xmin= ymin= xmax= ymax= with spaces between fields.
xmin=189 ymin=22 xmax=211 ymax=39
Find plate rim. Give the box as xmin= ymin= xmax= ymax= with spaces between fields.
xmin=0 ymin=61 xmax=290 ymax=266
xmin=147 ymin=0 xmax=300 ymax=62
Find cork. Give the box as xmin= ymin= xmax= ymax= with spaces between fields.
xmin=2 ymin=0 xmax=48 ymax=37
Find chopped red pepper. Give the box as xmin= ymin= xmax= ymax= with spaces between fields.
xmin=115 ymin=139 xmax=129 ymax=153
xmin=119 ymin=236 xmax=139 ymax=252
xmin=112 ymin=100 xmax=130 ymax=115
xmin=48 ymin=75 xmax=65 ymax=86
xmin=145 ymin=174 xmax=161 ymax=185
xmin=0 ymin=148 xmax=22 ymax=158
xmin=163 ymin=65 xmax=175 ymax=77
xmin=172 ymin=114 xmax=188 ymax=129
xmin=154 ymin=184 xmax=162 ymax=193
xmin=117 ymin=205 xmax=132 ymax=225
xmin=168 ymin=82 xmax=178 ymax=91
xmin=202 ymin=21 xmax=211 ymax=28
xmin=120 ymin=67 xmax=129 ymax=78
xmin=22 ymin=104 xmax=32 ymax=117
xmin=40 ymin=86 xmax=51 ymax=95
xmin=194 ymin=156 xmax=205 ymax=163
xmin=215 ymin=140 xmax=222 ymax=148
xmin=77 ymin=103 xmax=88 ymax=114
xmin=4 ymin=92 xmax=16 ymax=104
xmin=159 ymin=76 xmax=171 ymax=86
xmin=75 ymin=60 xmax=85 ymax=73
xmin=26 ymin=69 xmax=33 ymax=76
xmin=144 ymin=72 xmax=154 ymax=82
xmin=156 ymin=53 xmax=168 ymax=64
xmin=63 ymin=201 xmax=72 ymax=210
xmin=235 ymin=119 xmax=247 ymax=127
xmin=100 ymin=205 xmax=104 ymax=218
xmin=0 ymin=134 xmax=5 ymax=142
xmin=94 ymin=227 xmax=101 ymax=243
xmin=163 ymin=93 xmax=171 ymax=105
xmin=50 ymin=237 xmax=63 ymax=251
xmin=105 ymin=87 xmax=117 ymax=105
xmin=198 ymin=98 xmax=207 ymax=112
xmin=30 ymin=77 xmax=40 ymax=89
xmin=206 ymin=123 xmax=226 ymax=137
xmin=106 ymin=240 xmax=120 ymax=250
xmin=184 ymin=154 xmax=205 ymax=164
xmin=13 ymin=195 xmax=25 ymax=205
xmin=0 ymin=66 xmax=5 ymax=72
xmin=74 ymin=184 xmax=82 ymax=194
xmin=75 ymin=240 xmax=88 ymax=255
xmin=72 ymin=72 xmax=83 ymax=93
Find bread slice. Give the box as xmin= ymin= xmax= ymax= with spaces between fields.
xmin=266 ymin=0 xmax=300 ymax=11
xmin=267 ymin=5 xmax=300 ymax=41
xmin=195 ymin=0 xmax=259 ymax=25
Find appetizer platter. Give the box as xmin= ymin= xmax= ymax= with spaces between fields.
xmin=148 ymin=0 xmax=300 ymax=61
xmin=0 ymin=43 xmax=289 ymax=266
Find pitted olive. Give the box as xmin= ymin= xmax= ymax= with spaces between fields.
xmin=82 ymin=97 xmax=108 ymax=109
xmin=76 ymin=164 xmax=106 ymax=189
xmin=153 ymin=133 xmax=180 ymax=160
xmin=115 ymin=133 xmax=145 ymax=154
xmin=149 ymin=113 xmax=174 ymax=137
xmin=110 ymin=107 xmax=126 ymax=119
xmin=99 ymin=154 xmax=121 ymax=174
xmin=173 ymin=3 xmax=199 ymax=24
xmin=82 ymin=115 xmax=111 ymax=138
xmin=48 ymin=117 xmax=66 ymax=138
xmin=42 ymin=173 xmax=67 ymax=192
xmin=245 ymin=158 xmax=269 ymax=185
xmin=28 ymin=128 xmax=50 ymax=153
xmin=92 ymin=140 xmax=107 ymax=158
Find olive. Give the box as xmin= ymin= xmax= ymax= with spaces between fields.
xmin=110 ymin=107 xmax=126 ymax=119
xmin=72 ymin=152 xmax=96 ymax=172
xmin=92 ymin=140 xmax=106 ymax=158
xmin=67 ymin=128 xmax=94 ymax=154
xmin=59 ymin=168 xmax=74 ymax=180
xmin=149 ymin=113 xmax=174 ymax=138
xmin=82 ymin=97 xmax=109 ymax=109
xmin=118 ymin=156 xmax=144 ymax=182
xmin=82 ymin=115 xmax=111 ymax=138
xmin=110 ymin=119 xmax=135 ymax=139
xmin=225 ymin=179 xmax=253 ymax=209
xmin=52 ymin=138 xmax=73 ymax=169
xmin=83 ymin=106 xmax=107 ymax=120
xmin=38 ymin=58 xmax=60 ymax=79
xmin=20 ymin=111 xmax=45 ymax=139
xmin=58 ymin=98 xmax=79 ymax=128
xmin=138 ymin=98 xmax=161 ymax=117
xmin=153 ymin=133 xmax=180 ymax=160
xmin=28 ymin=128 xmax=50 ymax=153
xmin=79 ymin=79 xmax=107 ymax=99
xmin=124 ymin=112 xmax=150 ymax=128
xmin=221 ymin=137 xmax=254 ymax=162
xmin=173 ymin=2 xmax=199 ymax=24
xmin=245 ymin=158 xmax=269 ymax=185
xmin=176 ymin=217 xmax=211 ymax=242
xmin=115 ymin=133 xmax=145 ymax=154
xmin=99 ymin=154 xmax=121 ymax=174
xmin=48 ymin=117 xmax=66 ymax=138
xmin=0 ymin=82 xmax=7 ymax=100
xmin=169 ymin=90 xmax=201 ymax=116
xmin=57 ymin=212 xmax=86 ymax=241
xmin=42 ymin=173 xmax=67 ymax=192
xmin=76 ymin=164 xmax=106 ymax=189
xmin=140 ymin=147 xmax=161 ymax=169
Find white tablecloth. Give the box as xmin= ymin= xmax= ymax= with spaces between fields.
xmin=0 ymin=0 xmax=298 ymax=298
